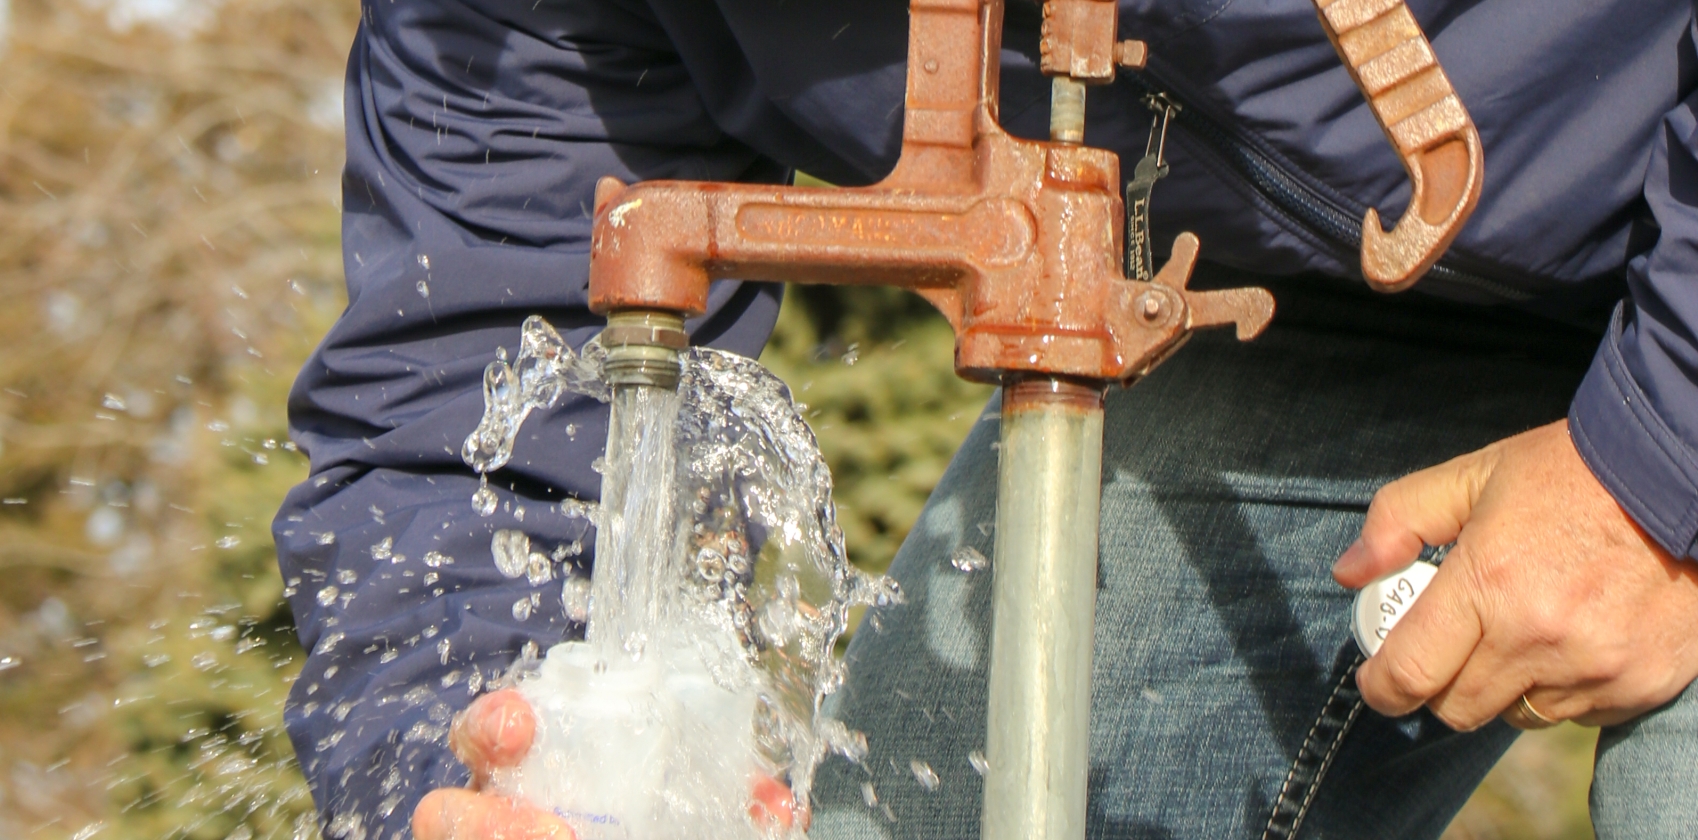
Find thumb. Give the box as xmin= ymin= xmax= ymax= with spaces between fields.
xmin=1334 ymin=447 xmax=1496 ymax=589
xmin=450 ymin=689 xmax=537 ymax=786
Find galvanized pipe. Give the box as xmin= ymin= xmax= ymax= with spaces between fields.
xmin=982 ymin=377 xmax=1106 ymax=840
xmin=1049 ymin=77 xmax=1087 ymax=144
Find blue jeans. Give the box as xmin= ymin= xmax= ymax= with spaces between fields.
xmin=808 ymin=272 xmax=1698 ymax=839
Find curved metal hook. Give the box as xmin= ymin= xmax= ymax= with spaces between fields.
xmin=1314 ymin=0 xmax=1484 ymax=292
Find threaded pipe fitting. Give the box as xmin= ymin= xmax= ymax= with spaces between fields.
xmin=601 ymin=310 xmax=687 ymax=390
xmin=1049 ymin=77 xmax=1087 ymax=144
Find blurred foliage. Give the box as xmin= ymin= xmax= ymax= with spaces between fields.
xmin=0 ymin=0 xmax=351 ymax=838
xmin=761 ymin=285 xmax=993 ymax=578
xmin=1443 ymin=725 xmax=1598 ymax=840
xmin=0 ymin=1 xmax=1597 ymax=839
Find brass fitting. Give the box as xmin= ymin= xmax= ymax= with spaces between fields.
xmin=601 ymin=310 xmax=687 ymax=390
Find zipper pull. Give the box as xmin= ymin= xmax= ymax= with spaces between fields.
xmin=1125 ymin=93 xmax=1180 ymax=282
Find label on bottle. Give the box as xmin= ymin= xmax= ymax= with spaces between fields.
xmin=1352 ymin=560 xmax=1439 ymax=657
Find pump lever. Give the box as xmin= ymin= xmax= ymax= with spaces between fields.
xmin=1147 ymin=234 xmax=1275 ymax=341
xmin=1312 ymin=0 xmax=1484 ymax=292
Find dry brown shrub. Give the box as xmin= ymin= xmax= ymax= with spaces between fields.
xmin=0 ymin=1 xmax=353 ymax=837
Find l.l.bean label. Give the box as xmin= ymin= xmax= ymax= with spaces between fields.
xmin=1352 ymin=560 xmax=1440 ymax=657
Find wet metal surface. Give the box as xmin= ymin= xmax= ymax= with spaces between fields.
xmin=587 ymin=0 xmax=1275 ymax=386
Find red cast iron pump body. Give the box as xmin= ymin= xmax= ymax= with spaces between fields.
xmin=585 ymin=0 xmax=1482 ymax=383
xmin=586 ymin=0 xmax=1271 ymax=385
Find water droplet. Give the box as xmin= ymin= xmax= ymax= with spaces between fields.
xmin=492 ymin=530 xmax=530 ymax=578
xmin=561 ymin=575 xmax=591 ymax=623
xmin=418 ymin=254 xmax=431 ymax=270
xmin=215 ymin=535 xmax=241 ymax=550
xmin=968 ymin=750 xmax=989 ymax=776
xmin=950 ymin=546 xmax=988 ymax=573
xmin=910 ymin=759 xmax=940 ymax=792
xmin=423 ymin=551 xmax=452 ymax=568
xmin=370 ymin=537 xmax=393 ymax=561
xmin=416 ymin=280 xmax=430 ymax=298
xmin=337 ymin=569 xmax=358 ymax=585
xmin=316 ymin=586 xmax=339 ymax=607
xmin=513 ymin=597 xmax=533 ymax=621
xmin=842 ymin=342 xmax=860 ymax=365
xmin=313 ymin=531 xmax=336 ymax=545
xmin=86 ymin=508 xmax=124 ymax=545
xmin=526 ymin=552 xmax=553 ymax=585
xmin=472 ymin=484 xmax=498 ymax=517
xmin=861 ymin=781 xmax=879 ymax=808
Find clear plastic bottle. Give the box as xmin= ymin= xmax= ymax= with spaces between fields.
xmin=494 ymin=638 xmax=761 ymax=840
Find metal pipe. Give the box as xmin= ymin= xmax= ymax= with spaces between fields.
xmin=982 ymin=377 xmax=1106 ymax=840
xmin=1049 ymin=77 xmax=1087 ymax=144
xmin=601 ymin=309 xmax=687 ymax=390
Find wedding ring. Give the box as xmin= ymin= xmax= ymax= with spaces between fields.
xmin=1503 ymin=694 xmax=1560 ymax=730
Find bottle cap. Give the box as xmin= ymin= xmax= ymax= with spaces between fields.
xmin=1352 ymin=559 xmax=1439 ymax=657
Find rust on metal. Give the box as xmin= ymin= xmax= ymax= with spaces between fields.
xmin=1039 ymin=0 xmax=1120 ymax=82
xmin=1003 ymin=376 xmax=1106 ymax=415
xmin=1313 ymin=0 xmax=1484 ymax=291
xmin=588 ymin=0 xmax=1275 ymax=386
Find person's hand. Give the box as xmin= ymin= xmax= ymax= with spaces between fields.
xmin=412 ymin=689 xmax=804 ymax=839
xmin=414 ymin=689 xmax=573 ymax=840
xmin=1332 ymin=420 xmax=1698 ymax=730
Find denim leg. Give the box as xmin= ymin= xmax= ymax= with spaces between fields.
xmin=1591 ymin=678 xmax=1698 ymax=836
xmin=809 ymin=277 xmax=1606 ymax=840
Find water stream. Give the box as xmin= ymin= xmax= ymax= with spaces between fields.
xmin=462 ymin=316 xmax=898 ymax=839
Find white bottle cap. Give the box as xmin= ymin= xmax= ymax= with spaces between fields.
xmin=1352 ymin=559 xmax=1439 ymax=657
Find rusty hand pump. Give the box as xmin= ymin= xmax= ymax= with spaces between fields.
xmin=588 ymin=0 xmax=1275 ymax=385
xmin=584 ymin=0 xmax=1480 ymax=838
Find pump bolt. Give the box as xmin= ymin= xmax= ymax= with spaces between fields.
xmin=1115 ymin=40 xmax=1148 ymax=70
xmin=1136 ymin=292 xmax=1166 ymax=324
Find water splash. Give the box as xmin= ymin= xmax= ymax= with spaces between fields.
xmin=463 ymin=316 xmax=900 ymax=840
xmin=462 ymin=316 xmax=606 ymax=476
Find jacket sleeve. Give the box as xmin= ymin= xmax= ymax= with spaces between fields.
xmin=272 ymin=2 xmax=927 ymax=838
xmin=1569 ymin=12 xmax=1698 ymax=561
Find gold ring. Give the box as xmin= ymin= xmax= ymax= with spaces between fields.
xmin=1503 ymin=694 xmax=1560 ymax=730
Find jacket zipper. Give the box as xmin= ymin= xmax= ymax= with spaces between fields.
xmin=1124 ymin=70 xmax=1534 ymax=302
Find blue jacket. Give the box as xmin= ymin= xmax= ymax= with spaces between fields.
xmin=275 ymin=1 xmax=1698 ymax=835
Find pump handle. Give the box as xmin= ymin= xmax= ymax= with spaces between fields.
xmin=1313 ymin=0 xmax=1484 ymax=292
